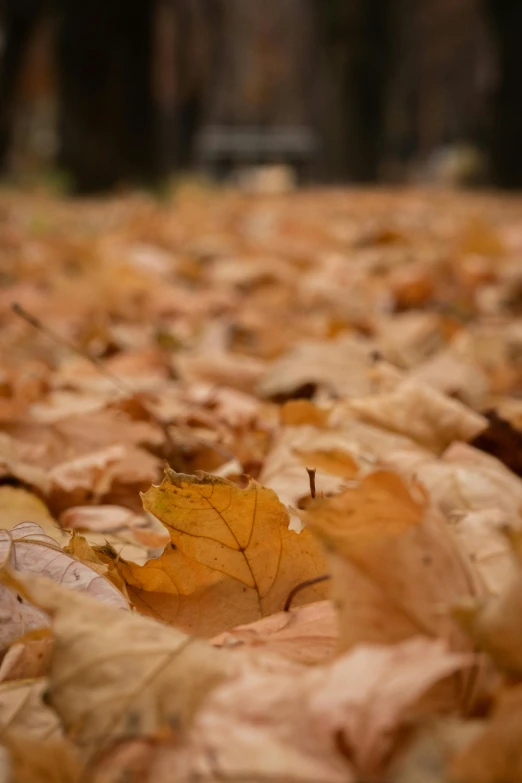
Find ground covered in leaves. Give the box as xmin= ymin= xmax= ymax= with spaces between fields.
xmin=2 ymin=184 xmax=522 ymax=780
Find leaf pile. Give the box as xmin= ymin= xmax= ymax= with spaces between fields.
xmin=2 ymin=186 xmax=522 ymax=779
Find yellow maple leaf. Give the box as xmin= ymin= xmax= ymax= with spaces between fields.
xmin=117 ymin=468 xmax=329 ymax=636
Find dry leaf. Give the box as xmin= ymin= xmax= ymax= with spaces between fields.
xmin=176 ymin=352 xmax=266 ymax=394
xmin=453 ymin=533 xmax=522 ymax=677
xmin=452 ymin=509 xmax=516 ymax=594
xmin=259 ymin=425 xmax=360 ymax=511
xmin=166 ymin=637 xmax=468 ymax=782
xmin=376 ymin=311 xmax=444 ymax=368
xmin=258 ymin=335 xmax=376 ymax=400
xmin=1 ymin=733 xmax=81 ymax=783
xmin=450 ymin=686 xmax=522 ymax=783
xmin=211 ymin=600 xmax=337 ymax=665
xmin=0 ymin=639 xmax=52 ymax=682
xmin=119 ymin=469 xmax=329 ymax=636
xmin=411 ymin=348 xmax=489 ymax=409
xmin=59 ymin=505 xmax=147 ymax=533
xmin=0 ymin=679 xmax=61 ymax=740
xmin=0 ymin=486 xmax=68 ymax=545
xmin=301 ymin=471 xmax=484 ymax=658
xmin=388 ymin=718 xmax=486 ymax=783
xmin=2 ymin=571 xmax=231 ymax=757
xmin=64 ymin=532 xmax=130 ymax=596
xmin=0 ymin=521 xmax=128 ymax=651
xmin=279 ymin=399 xmax=330 ymax=427
xmin=349 ymin=381 xmax=487 ymax=453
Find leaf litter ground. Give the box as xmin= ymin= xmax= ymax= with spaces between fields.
xmin=2 ymin=185 xmax=522 ymax=780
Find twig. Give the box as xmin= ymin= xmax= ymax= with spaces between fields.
xmin=11 ymin=301 xmax=134 ymax=397
xmin=306 ymin=466 xmax=316 ymax=498
xmin=283 ymin=574 xmax=331 ymax=612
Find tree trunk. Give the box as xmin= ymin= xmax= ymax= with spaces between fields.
xmin=483 ymin=0 xmax=522 ymax=188
xmin=56 ymin=0 xmax=157 ymax=192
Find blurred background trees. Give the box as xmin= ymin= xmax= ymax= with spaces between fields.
xmin=0 ymin=0 xmax=521 ymax=191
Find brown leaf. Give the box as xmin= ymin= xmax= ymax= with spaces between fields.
xmin=453 ymin=531 xmax=522 ymax=677
xmin=452 ymin=509 xmax=516 ymax=594
xmin=388 ymin=718 xmax=486 ymax=783
xmin=0 ymin=639 xmax=52 ymax=682
xmin=349 ymin=381 xmax=487 ymax=453
xmin=0 ymin=679 xmax=61 ymax=740
xmin=59 ymin=505 xmax=147 ymax=534
xmin=414 ymin=442 xmax=522 ymax=522
xmin=211 ymin=601 xmax=337 ymax=665
xmin=450 ymin=686 xmax=522 ymax=783
xmin=1 ymin=734 xmax=81 ymax=783
xmin=119 ymin=469 xmax=329 ymax=636
xmin=3 ymin=571 xmax=231 ymax=758
xmin=258 ymin=335 xmax=376 ymax=401
xmin=410 ymin=348 xmax=489 ymax=409
xmin=165 ymin=637 xmax=468 ymax=781
xmin=301 ymin=471 xmax=485 ymax=659
xmin=176 ymin=351 xmax=267 ymax=394
xmin=259 ymin=425 xmax=360 ymax=511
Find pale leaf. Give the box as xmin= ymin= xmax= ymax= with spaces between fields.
xmin=2 ymin=571 xmax=231 ymax=757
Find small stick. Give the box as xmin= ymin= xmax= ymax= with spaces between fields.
xmin=284 ymin=574 xmax=331 ymax=612
xmin=306 ymin=466 xmax=316 ymax=498
xmin=11 ymin=301 xmax=134 ymax=397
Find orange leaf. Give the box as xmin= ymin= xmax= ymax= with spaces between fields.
xmin=118 ymin=469 xmax=329 ymax=636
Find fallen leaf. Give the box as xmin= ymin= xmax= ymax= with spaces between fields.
xmin=259 ymin=425 xmax=360 ymax=512
xmin=211 ymin=601 xmax=337 ymax=665
xmin=0 ymin=679 xmax=60 ymax=740
xmin=3 ymin=571 xmax=231 ymax=757
xmin=453 ymin=531 xmax=522 ymax=677
xmin=410 ymin=348 xmax=489 ymax=409
xmin=258 ymin=335 xmax=376 ymax=401
xmin=166 ymin=637 xmax=468 ymax=781
xmin=59 ymin=505 xmax=147 ymax=534
xmin=301 ymin=471 xmax=484 ymax=660
xmin=176 ymin=351 xmax=266 ymax=394
xmin=452 ymin=509 xmax=516 ymax=594
xmin=279 ymin=399 xmax=330 ymax=427
xmin=0 ymin=521 xmax=128 ymax=650
xmin=349 ymin=381 xmax=487 ymax=453
xmin=119 ymin=469 xmax=329 ymax=636
xmin=0 ymin=486 xmax=67 ymax=545
xmin=376 ymin=311 xmax=444 ymax=369
xmin=0 ymin=639 xmax=52 ymax=682
xmin=388 ymin=718 xmax=486 ymax=783
xmin=450 ymin=686 xmax=522 ymax=783
xmin=63 ymin=532 xmax=129 ymax=596
xmin=0 ymin=733 xmax=81 ymax=783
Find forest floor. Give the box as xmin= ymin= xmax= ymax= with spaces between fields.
xmin=1 ymin=184 xmax=522 ymax=781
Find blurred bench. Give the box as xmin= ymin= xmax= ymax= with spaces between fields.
xmin=195 ymin=125 xmax=319 ymax=182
